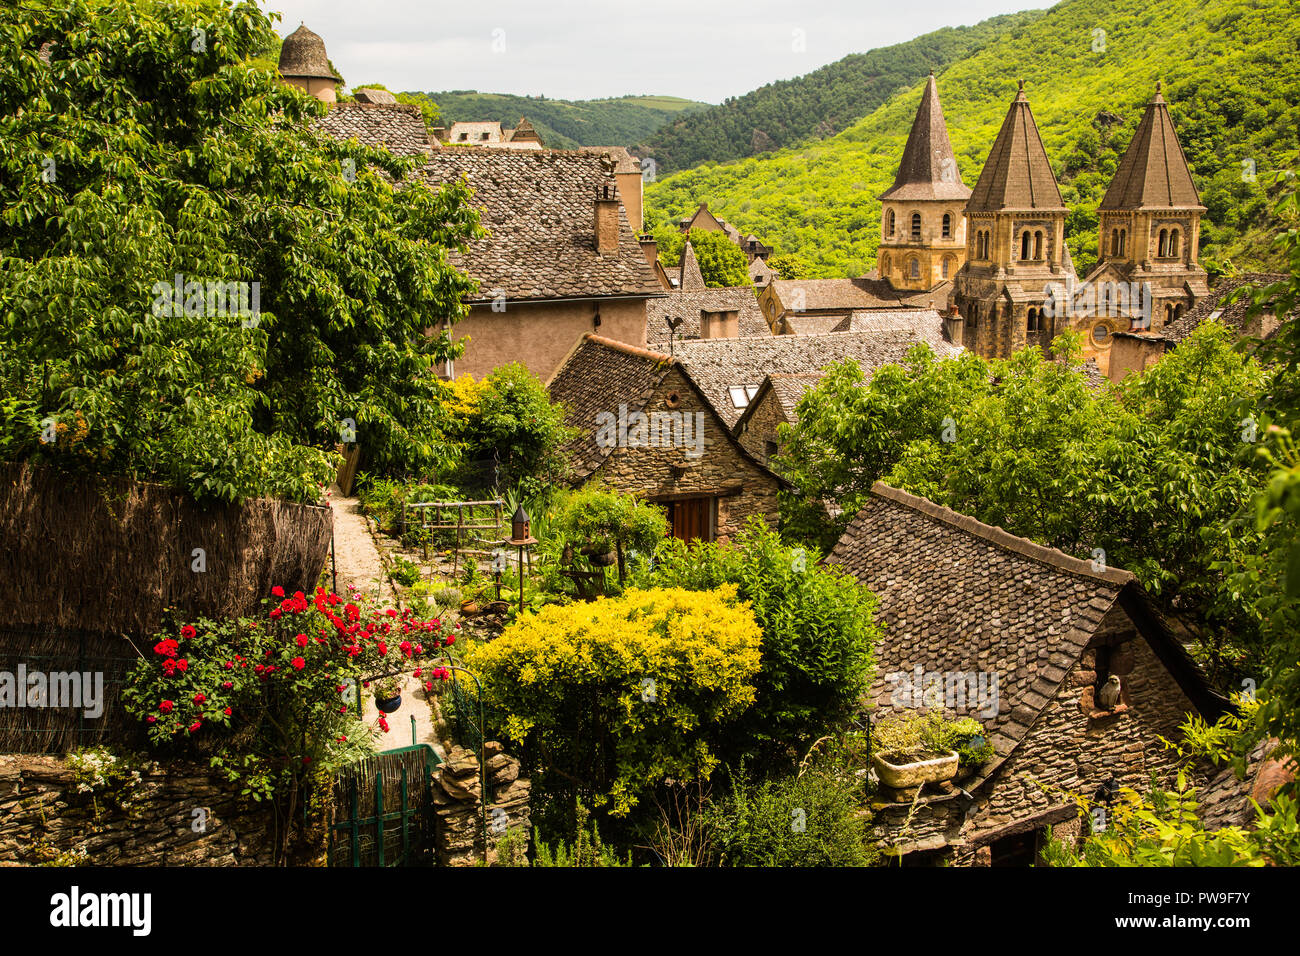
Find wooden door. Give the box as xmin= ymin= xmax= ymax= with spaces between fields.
xmin=668 ymin=497 xmax=713 ymax=542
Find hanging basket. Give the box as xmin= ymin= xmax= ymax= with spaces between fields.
xmin=375 ymin=693 xmax=402 ymax=714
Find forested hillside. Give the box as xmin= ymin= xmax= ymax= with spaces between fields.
xmin=644 ymin=0 xmax=1300 ymax=278
xmin=634 ymin=11 xmax=1046 ymax=174
xmin=415 ymin=91 xmax=710 ymax=148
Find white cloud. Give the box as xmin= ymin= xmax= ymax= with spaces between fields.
xmin=259 ymin=0 xmax=1049 ymax=102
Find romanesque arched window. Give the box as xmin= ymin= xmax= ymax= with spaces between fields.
xmin=1119 ymin=229 xmax=1127 ymax=257
xmin=1027 ymin=308 xmax=1042 ymax=333
xmin=1021 ymin=231 xmax=1031 ymax=261
xmin=886 ymin=210 xmax=895 ymax=238
xmin=911 ymin=213 xmax=922 ymax=241
xmin=1111 ymin=228 xmax=1119 ymax=257
xmin=942 ymin=256 xmax=952 ymax=278
xmin=942 ymin=213 xmax=952 ymax=239
xmin=880 ymin=253 xmax=890 ymax=275
xmin=909 ymin=258 xmax=920 ymax=279
xmin=1034 ymin=230 xmax=1044 ymax=260
xmin=1169 ymin=229 xmax=1180 ymax=257
xmin=1158 ymin=229 xmax=1169 ymax=257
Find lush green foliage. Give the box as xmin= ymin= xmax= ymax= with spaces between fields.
xmin=645 ymin=0 xmax=1300 ymax=276
xmin=466 ymin=586 xmax=763 ymax=817
xmin=636 ymin=519 xmax=878 ymax=767
xmin=779 ymin=327 xmax=1272 ymax=675
xmin=547 ymin=485 xmax=668 ymax=560
xmin=0 ymin=0 xmax=481 ymax=502
xmin=636 ymin=12 xmax=1043 ymax=174
xmin=419 ymin=90 xmax=709 ymax=149
xmin=706 ymin=766 xmax=878 ymax=867
xmin=441 ymin=363 xmax=576 ymax=500
xmin=686 ymin=229 xmax=752 ymax=288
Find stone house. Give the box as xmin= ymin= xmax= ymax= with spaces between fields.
xmin=547 ymin=334 xmax=786 ymax=542
xmin=825 ymin=483 xmax=1227 ymax=865
xmin=416 ymin=150 xmax=667 ymax=380
xmin=1108 ymin=273 xmax=1292 ymax=383
xmin=677 ymin=202 xmax=772 ymax=263
xmin=732 ymin=373 xmax=823 ymax=465
xmin=439 ymin=118 xmax=544 ymax=149
xmin=277 ymin=24 xmax=340 ymax=103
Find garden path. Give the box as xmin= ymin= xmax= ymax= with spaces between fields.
xmin=329 ymin=485 xmax=445 ymax=758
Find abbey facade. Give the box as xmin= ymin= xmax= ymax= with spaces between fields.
xmin=880 ymin=77 xmax=1207 ymax=373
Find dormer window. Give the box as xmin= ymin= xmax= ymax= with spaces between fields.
xmin=728 ymin=385 xmax=760 ymax=409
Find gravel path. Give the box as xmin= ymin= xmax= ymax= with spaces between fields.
xmin=328 ymin=486 xmax=444 ymax=756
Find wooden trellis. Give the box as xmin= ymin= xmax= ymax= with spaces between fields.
xmin=401 ymin=499 xmax=504 ymax=574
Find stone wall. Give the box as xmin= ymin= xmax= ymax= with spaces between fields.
xmin=453 ymin=297 xmax=649 ymax=382
xmin=735 ymin=387 xmax=788 ymax=466
xmin=0 ymin=755 xmax=277 ymax=866
xmin=596 ymin=366 xmax=782 ymax=543
xmin=430 ymin=741 xmax=532 ymax=866
xmin=957 ymin=616 xmax=1196 ymax=859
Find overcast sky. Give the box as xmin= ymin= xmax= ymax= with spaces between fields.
xmin=258 ymin=0 xmax=1051 ymax=103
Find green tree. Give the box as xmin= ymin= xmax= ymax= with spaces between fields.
xmin=0 ymin=0 xmax=481 ymax=501
xmin=687 ymin=229 xmax=751 ymax=288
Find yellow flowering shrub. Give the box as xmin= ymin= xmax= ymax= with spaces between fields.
xmin=466 ymin=586 xmax=762 ymax=816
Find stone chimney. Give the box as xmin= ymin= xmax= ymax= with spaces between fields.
xmin=595 ymin=184 xmax=620 ymax=255
xmin=943 ymin=305 xmax=964 ymax=347
xmin=700 ymin=308 xmax=740 ymax=340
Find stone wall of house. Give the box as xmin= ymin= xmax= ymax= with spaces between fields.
xmin=0 ymin=755 xmax=277 ymax=866
xmin=454 ymin=297 xmax=649 ymax=382
xmin=596 ymin=366 xmax=781 ymax=543
xmin=735 ymin=389 xmax=788 ymax=466
xmin=956 ymin=610 xmax=1197 ymax=860
xmin=1108 ymin=335 xmax=1166 ymax=383
xmin=430 ymin=741 xmax=532 ymax=866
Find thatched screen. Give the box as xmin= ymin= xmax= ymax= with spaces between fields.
xmin=0 ymin=463 xmax=333 ymax=753
xmin=0 ymin=462 xmax=333 ymax=637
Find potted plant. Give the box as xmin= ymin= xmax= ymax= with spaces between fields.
xmin=870 ymin=710 xmax=964 ymax=789
xmin=373 ymin=675 xmax=403 ymax=713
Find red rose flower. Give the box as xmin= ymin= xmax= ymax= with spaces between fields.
xmin=188 ymin=720 xmax=202 ymax=733
xmin=223 ymin=707 xmax=232 ymax=716
xmin=193 ymin=693 xmax=206 ymax=704
xmin=222 ymin=681 xmax=233 ymax=689
xmin=296 ymin=633 xmax=309 ymax=648
xmin=292 ymin=657 xmax=306 ymax=670
xmin=146 ymin=715 xmax=157 ymax=724
xmin=270 ymin=608 xmax=282 ymax=619
xmin=159 ymin=700 xmax=174 ymax=713
xmin=176 ymin=658 xmax=188 ymax=672
xmin=271 ymin=586 xmax=285 ymax=597
xmin=180 ymin=625 xmax=197 ymax=640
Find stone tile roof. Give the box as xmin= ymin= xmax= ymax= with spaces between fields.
xmin=825 ymin=483 xmax=1221 ymax=785
xmin=1100 ymin=85 xmax=1203 ymax=211
xmin=733 ymin=372 xmax=824 ymax=436
xmin=317 ymin=103 xmax=434 ymax=157
xmin=967 ymin=82 xmax=1065 ymax=213
xmin=352 ymin=87 xmax=397 ymax=105
xmin=769 ymin=277 xmax=912 ymax=312
xmin=749 ymin=257 xmax=773 ymax=283
xmin=414 ymin=150 xmax=665 ymax=302
xmin=646 ymin=287 xmax=770 ymax=346
xmin=1159 ymin=273 xmax=1293 ymax=345
xmin=678 ymin=241 xmax=706 ymax=291
xmin=547 ymin=336 xmax=675 ymax=480
xmin=783 ymin=315 xmax=847 ymax=335
xmin=831 ymin=309 xmax=953 ymax=350
xmin=278 ymin=24 xmax=338 ymax=80
xmin=675 ymin=328 xmax=962 ymax=428
xmin=881 ymin=74 xmax=972 ymax=203
xmin=578 ymin=145 xmax=640 ymax=174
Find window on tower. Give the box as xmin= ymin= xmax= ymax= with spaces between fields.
xmin=911 ymin=213 xmax=921 ymax=242
xmin=886 ymin=210 xmax=895 ymax=238
xmin=1021 ymin=231 xmax=1031 ymax=261
xmin=942 ymin=213 xmax=952 ymax=239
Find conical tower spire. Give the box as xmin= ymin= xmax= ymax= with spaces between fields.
xmin=679 ymin=240 xmax=706 ymax=291
xmin=1099 ymin=83 xmax=1203 ymax=211
xmin=966 ymin=81 xmax=1064 ymax=212
xmin=882 ymin=74 xmax=971 ymax=202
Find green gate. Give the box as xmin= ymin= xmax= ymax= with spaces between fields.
xmin=328 ymin=744 xmax=441 ymax=867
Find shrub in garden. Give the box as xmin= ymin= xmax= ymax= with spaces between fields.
xmin=465 ymin=586 xmax=762 ymax=818
xmin=542 ymin=485 xmax=669 ymax=591
xmin=706 ymin=767 xmax=879 ymax=867
xmin=637 ymin=519 xmax=878 ymax=769
xmin=122 ymin=585 xmax=458 ymax=861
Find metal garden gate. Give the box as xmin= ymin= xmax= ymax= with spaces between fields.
xmin=328 ymin=744 xmax=441 ymax=867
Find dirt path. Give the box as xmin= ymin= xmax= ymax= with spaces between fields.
xmin=328 ymin=486 xmax=444 ymax=757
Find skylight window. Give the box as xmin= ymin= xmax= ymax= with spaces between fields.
xmin=728 ymin=385 xmax=761 ymax=409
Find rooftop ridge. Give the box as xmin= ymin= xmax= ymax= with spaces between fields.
xmin=870 ymin=482 xmax=1134 ymax=586
xmin=584 ymin=333 xmax=675 ymax=364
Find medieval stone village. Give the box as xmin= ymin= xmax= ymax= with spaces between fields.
xmin=2 ymin=0 xmax=1298 ymax=897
